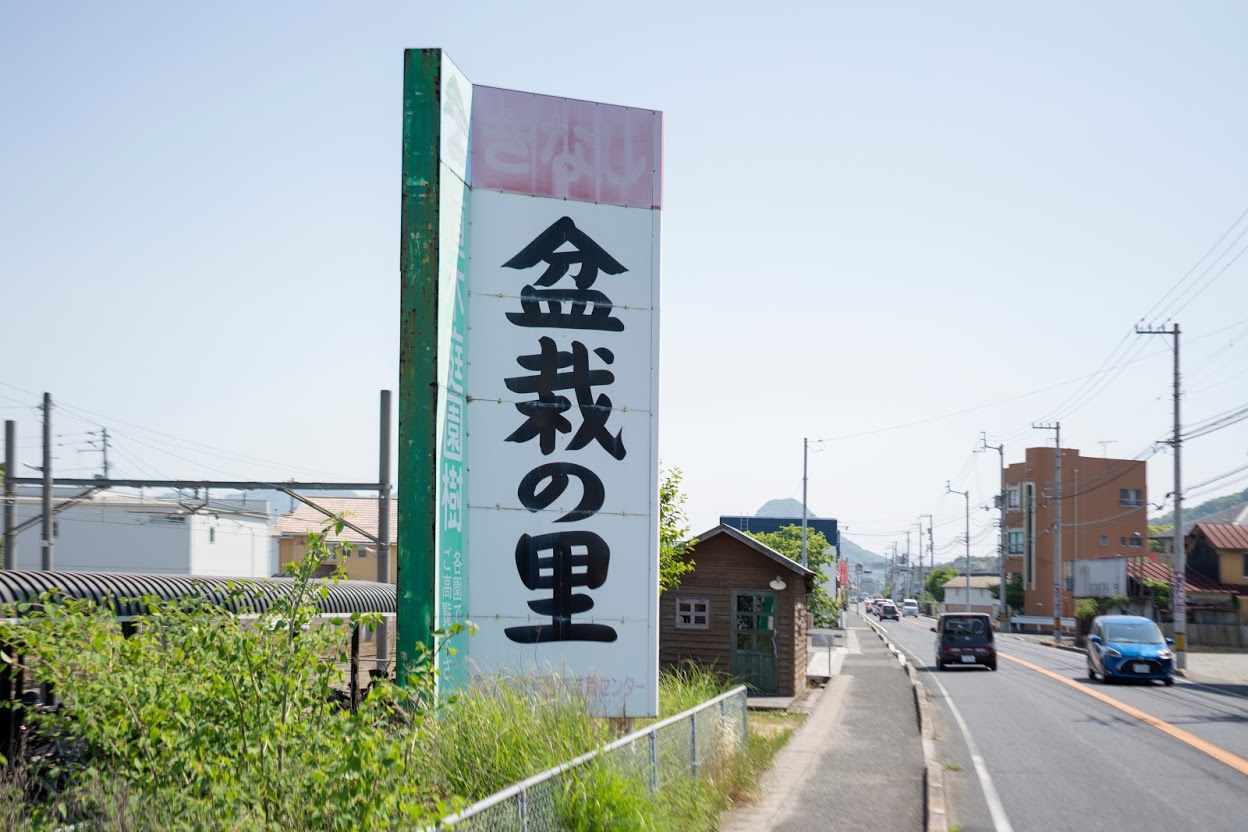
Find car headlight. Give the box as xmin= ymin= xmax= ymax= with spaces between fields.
xmin=1157 ymin=649 xmax=1172 ymax=660
xmin=1103 ymin=647 xmax=1122 ymax=658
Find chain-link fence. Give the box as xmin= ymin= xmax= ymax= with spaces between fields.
xmin=435 ymin=685 xmax=748 ymax=831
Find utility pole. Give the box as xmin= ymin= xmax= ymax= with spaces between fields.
xmin=947 ymin=482 xmax=971 ymax=612
xmin=41 ymin=393 xmax=53 ymax=571
xmin=1033 ymin=421 xmax=1062 ymax=642
xmin=1137 ymin=323 xmax=1185 ymax=670
xmin=377 ymin=390 xmax=393 ymax=672
xmin=980 ymin=433 xmax=1006 ymax=628
xmin=83 ymin=428 xmax=110 ymax=479
xmin=4 ymin=421 xmax=14 ymax=570
xmin=928 ymin=516 xmax=935 ymax=612
xmin=918 ymin=513 xmax=932 ymax=611
xmin=801 ymin=438 xmax=809 ymax=568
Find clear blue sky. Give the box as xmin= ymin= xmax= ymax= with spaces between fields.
xmin=4 ymin=2 xmax=1248 ymax=563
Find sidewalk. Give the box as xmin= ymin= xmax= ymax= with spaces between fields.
xmin=720 ymin=621 xmax=925 ymax=832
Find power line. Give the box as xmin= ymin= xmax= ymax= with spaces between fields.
xmin=0 ymin=382 xmax=354 ymax=480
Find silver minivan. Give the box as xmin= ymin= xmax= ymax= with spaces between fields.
xmin=901 ymin=599 xmax=919 ymax=617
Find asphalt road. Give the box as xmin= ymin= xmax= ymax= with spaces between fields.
xmin=865 ymin=610 xmax=1248 ymax=832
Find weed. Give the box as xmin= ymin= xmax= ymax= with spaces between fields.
xmin=0 ymin=522 xmax=785 ymax=831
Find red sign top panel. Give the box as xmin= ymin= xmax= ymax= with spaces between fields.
xmin=470 ymin=86 xmax=662 ymax=210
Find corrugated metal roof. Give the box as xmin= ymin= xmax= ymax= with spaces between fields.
xmin=273 ymin=497 xmax=398 ymax=544
xmin=1194 ymin=523 xmax=1248 ymax=552
xmin=0 ymin=571 xmax=395 ymax=616
xmin=1126 ymin=559 xmax=1229 ymax=594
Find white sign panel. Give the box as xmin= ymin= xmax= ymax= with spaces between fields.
xmin=464 ymin=187 xmax=659 ymax=717
xmin=1073 ymin=558 xmax=1128 ymax=598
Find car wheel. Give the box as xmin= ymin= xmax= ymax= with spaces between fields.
xmin=1164 ymin=677 xmax=1175 ymax=687
xmin=989 ymin=661 xmax=998 ymax=671
xmin=934 ymin=660 xmax=943 ymax=671
xmin=1087 ymin=664 xmax=1096 ymax=680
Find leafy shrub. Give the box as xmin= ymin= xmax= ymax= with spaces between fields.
xmin=0 ymin=522 xmax=774 ymax=831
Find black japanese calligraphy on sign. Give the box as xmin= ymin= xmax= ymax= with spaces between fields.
xmin=504 ymin=531 xmax=618 ymax=644
xmin=518 ymin=462 xmax=605 ymax=523
xmin=503 ymin=216 xmax=627 ymax=289
xmin=502 ymin=216 xmax=632 ymax=648
xmin=504 ymin=337 xmax=626 ymax=460
xmin=502 ymin=216 xmax=627 ymax=331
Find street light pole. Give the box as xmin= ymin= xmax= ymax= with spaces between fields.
xmin=980 ymin=434 xmax=1006 ymax=628
xmin=801 ymin=437 xmax=808 ymax=568
xmin=947 ymin=482 xmax=971 ymax=612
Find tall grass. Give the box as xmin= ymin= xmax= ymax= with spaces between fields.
xmin=0 ymin=531 xmax=790 ymax=830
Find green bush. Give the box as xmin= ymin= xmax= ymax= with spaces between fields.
xmin=0 ymin=523 xmax=770 ymax=831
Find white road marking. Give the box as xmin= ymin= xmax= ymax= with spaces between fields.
xmin=889 ymin=631 xmax=1015 ymax=832
xmin=925 ymin=672 xmax=1016 ymax=832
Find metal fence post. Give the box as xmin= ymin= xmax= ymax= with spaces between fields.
xmin=718 ymin=698 xmax=728 ymax=758
xmin=518 ymin=788 xmax=527 ymax=832
xmin=690 ymin=709 xmax=699 ymax=779
xmin=740 ymin=690 xmax=748 ymax=746
xmin=648 ymin=730 xmax=658 ymax=791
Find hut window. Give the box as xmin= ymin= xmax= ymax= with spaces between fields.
xmin=675 ymin=597 xmax=709 ymax=630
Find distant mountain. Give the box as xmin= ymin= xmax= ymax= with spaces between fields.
xmin=750 ymin=498 xmax=886 ymax=565
xmin=755 ymin=498 xmax=814 ymax=518
xmin=1152 ymin=487 xmax=1248 ymax=531
xmin=839 ymin=537 xmax=887 ymax=567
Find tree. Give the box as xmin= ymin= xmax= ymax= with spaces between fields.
xmin=659 ymin=467 xmax=696 ymax=592
xmin=988 ymin=574 xmax=1024 ymax=613
xmin=745 ymin=525 xmax=838 ymax=626
xmin=924 ymin=566 xmax=959 ymax=603
xmin=1148 ymin=523 xmax=1172 ymax=555
xmin=1142 ymin=578 xmax=1169 ymax=609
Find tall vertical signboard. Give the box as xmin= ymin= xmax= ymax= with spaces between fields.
xmin=399 ymin=49 xmax=661 ymax=717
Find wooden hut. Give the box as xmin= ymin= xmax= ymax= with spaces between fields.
xmin=660 ymin=524 xmax=815 ymax=696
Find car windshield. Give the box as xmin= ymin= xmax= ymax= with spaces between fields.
xmin=943 ymin=617 xmax=985 ymax=634
xmin=1105 ymin=621 xmax=1164 ymax=644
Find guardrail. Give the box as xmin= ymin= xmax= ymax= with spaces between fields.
xmin=435 ymin=685 xmax=748 ymax=831
xmin=1009 ymin=615 xmax=1076 ymax=633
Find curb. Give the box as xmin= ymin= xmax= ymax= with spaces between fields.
xmin=863 ymin=617 xmax=948 ymax=832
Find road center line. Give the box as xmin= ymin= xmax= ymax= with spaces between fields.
xmin=999 ymin=652 xmax=1248 ymax=778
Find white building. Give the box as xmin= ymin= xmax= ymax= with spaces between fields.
xmin=10 ymin=489 xmax=272 ymax=577
xmin=941 ymin=575 xmax=1000 ymax=617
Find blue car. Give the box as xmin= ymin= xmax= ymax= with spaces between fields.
xmin=1087 ymin=615 xmax=1175 ymax=686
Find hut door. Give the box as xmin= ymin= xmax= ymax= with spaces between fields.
xmin=732 ymin=592 xmax=778 ymax=694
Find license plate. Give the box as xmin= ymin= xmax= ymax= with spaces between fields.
xmin=1132 ymin=663 xmax=1149 ymax=674
xmin=961 ymin=655 xmax=976 ymax=663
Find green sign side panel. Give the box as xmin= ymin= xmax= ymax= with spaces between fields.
xmin=397 ymin=48 xmax=441 ymax=683
xmin=435 ymin=173 xmax=470 ymax=692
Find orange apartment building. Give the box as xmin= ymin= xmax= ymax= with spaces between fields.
xmin=1002 ymin=447 xmax=1149 ymax=624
